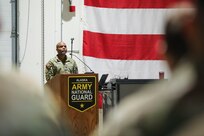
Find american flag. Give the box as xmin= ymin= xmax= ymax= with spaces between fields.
xmin=82 ymin=0 xmax=192 ymax=80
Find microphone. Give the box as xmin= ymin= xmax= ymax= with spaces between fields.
xmin=70 ymin=53 xmax=94 ymax=73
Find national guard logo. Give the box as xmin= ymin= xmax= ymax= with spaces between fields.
xmin=68 ymin=76 xmax=96 ymax=112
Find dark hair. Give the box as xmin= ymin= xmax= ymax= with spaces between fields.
xmin=164 ymin=17 xmax=188 ymax=60
xmin=196 ymin=0 xmax=204 ymax=10
xmin=196 ymin=0 xmax=204 ymax=27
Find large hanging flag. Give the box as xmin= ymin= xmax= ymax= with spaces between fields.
xmin=82 ymin=0 xmax=192 ymax=80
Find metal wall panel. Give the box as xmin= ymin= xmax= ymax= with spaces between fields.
xmin=0 ymin=0 xmax=12 ymax=71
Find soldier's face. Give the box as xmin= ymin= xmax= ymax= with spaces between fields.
xmin=56 ymin=44 xmax=67 ymax=55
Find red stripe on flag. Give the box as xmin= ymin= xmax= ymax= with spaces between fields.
xmin=84 ymin=0 xmax=192 ymax=8
xmin=83 ymin=31 xmax=164 ymax=60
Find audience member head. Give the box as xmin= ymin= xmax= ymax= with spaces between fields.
xmin=0 ymin=72 xmax=73 ymax=135
xmin=162 ymin=9 xmax=195 ymax=70
xmin=193 ymin=0 xmax=204 ymax=61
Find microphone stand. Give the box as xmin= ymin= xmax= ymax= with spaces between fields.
xmin=70 ymin=53 xmax=94 ymax=73
xmin=70 ymin=38 xmax=74 ymax=58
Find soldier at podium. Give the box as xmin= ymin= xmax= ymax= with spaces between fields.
xmin=45 ymin=41 xmax=78 ymax=81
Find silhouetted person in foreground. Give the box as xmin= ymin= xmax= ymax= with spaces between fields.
xmin=95 ymin=3 xmax=198 ymax=136
xmin=0 ymin=72 xmax=74 ymax=136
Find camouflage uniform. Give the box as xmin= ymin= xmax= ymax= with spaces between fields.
xmin=45 ymin=55 xmax=78 ymax=81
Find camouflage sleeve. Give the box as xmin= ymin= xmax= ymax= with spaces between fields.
xmin=45 ymin=61 xmax=57 ymax=81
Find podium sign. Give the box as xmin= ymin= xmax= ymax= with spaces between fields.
xmin=45 ymin=74 xmax=98 ymax=136
xmin=68 ymin=75 xmax=97 ymax=112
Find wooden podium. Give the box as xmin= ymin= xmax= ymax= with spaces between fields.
xmin=45 ymin=74 xmax=99 ymax=136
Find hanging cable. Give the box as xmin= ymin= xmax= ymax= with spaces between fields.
xmin=19 ymin=0 xmax=30 ymax=64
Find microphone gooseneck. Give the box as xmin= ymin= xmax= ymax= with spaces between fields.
xmin=70 ymin=53 xmax=94 ymax=73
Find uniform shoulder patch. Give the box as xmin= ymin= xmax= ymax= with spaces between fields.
xmin=46 ymin=62 xmax=54 ymax=69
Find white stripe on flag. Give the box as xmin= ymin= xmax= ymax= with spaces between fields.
xmin=82 ymin=3 xmax=190 ymax=79
xmin=83 ymin=6 xmax=187 ymax=34
xmin=84 ymin=56 xmax=170 ymax=79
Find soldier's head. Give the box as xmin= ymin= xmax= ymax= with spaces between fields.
xmin=56 ymin=42 xmax=67 ymax=55
xmin=163 ymin=9 xmax=195 ymax=70
xmin=179 ymin=0 xmax=204 ymax=67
